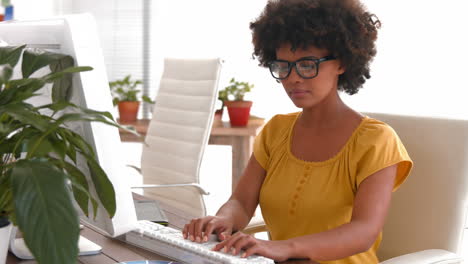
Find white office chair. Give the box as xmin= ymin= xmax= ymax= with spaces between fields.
xmin=133 ymin=58 xmax=223 ymax=219
xmin=364 ymin=112 xmax=468 ymax=263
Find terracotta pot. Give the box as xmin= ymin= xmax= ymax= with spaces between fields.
xmin=224 ymin=101 xmax=252 ymax=127
xmin=0 ymin=217 xmax=12 ymax=264
xmin=213 ymin=108 xmax=223 ymax=127
xmin=118 ymin=101 xmax=140 ymax=123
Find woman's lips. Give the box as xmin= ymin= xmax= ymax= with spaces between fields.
xmin=289 ymin=89 xmax=310 ymax=98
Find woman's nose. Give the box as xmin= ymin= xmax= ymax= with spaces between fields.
xmin=286 ymin=67 xmax=303 ymax=83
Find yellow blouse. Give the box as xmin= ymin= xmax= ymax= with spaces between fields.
xmin=254 ymin=112 xmax=413 ymax=264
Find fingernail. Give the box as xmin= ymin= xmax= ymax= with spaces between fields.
xmin=189 ymin=235 xmax=194 ymax=241
xmin=231 ymin=248 xmax=236 ymax=255
xmin=223 ymin=246 xmax=228 ymax=253
xmin=241 ymin=252 xmax=246 ymax=258
xmin=196 ymin=236 xmax=201 ymax=243
xmin=203 ymin=236 xmax=208 ymax=242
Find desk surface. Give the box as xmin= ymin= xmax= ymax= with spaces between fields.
xmin=6 ymin=194 xmax=317 ymax=264
xmin=118 ymin=118 xmax=265 ymax=142
xmin=7 ymin=226 xmax=318 ymax=264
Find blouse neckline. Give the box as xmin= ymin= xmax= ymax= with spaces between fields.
xmin=287 ymin=112 xmax=369 ymax=166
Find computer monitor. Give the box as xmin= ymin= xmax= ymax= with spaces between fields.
xmin=0 ymin=13 xmax=138 ymax=256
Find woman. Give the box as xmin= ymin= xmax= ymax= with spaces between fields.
xmin=183 ymin=0 xmax=413 ymax=263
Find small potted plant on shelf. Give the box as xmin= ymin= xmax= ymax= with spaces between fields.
xmin=0 ymin=45 xmax=121 ymax=264
xmin=109 ymin=75 xmax=154 ymax=123
xmin=218 ymin=77 xmax=254 ymax=127
xmin=213 ymin=89 xmax=228 ymax=126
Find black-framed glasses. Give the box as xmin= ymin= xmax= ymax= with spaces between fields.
xmin=268 ymin=55 xmax=336 ymax=80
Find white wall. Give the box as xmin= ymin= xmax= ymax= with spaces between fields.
xmin=150 ymin=0 xmax=468 ymax=120
xmin=343 ymin=0 xmax=468 ymax=120
xmin=10 ymin=0 xmax=60 ymax=20
xmin=151 ymin=0 xmax=275 ymax=114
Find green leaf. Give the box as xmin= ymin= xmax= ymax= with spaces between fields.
xmin=11 ymin=159 xmax=79 ymax=264
xmin=59 ymin=128 xmax=95 ymax=159
xmin=142 ymin=95 xmax=154 ymax=104
xmin=56 ymin=129 xmax=77 ymax=163
xmin=24 ymin=135 xmax=54 ymax=157
xmin=0 ymin=64 xmax=13 ymax=85
xmin=70 ymin=178 xmax=99 ymax=218
xmin=22 ymin=132 xmax=67 ymax=160
xmin=0 ymin=78 xmax=46 ymax=105
xmin=0 ymin=140 xmax=18 ymax=156
xmin=81 ymin=107 xmax=115 ymax=121
xmin=0 ymin=169 xmax=13 ymax=219
xmin=0 ymin=134 xmax=25 ymax=160
xmin=49 ymin=55 xmax=74 ymax=102
xmin=86 ymin=158 xmax=116 ymax=217
xmin=22 ymin=48 xmax=69 ymax=78
xmin=43 ymin=66 xmax=93 ymax=82
xmin=0 ymin=103 xmax=50 ymax=132
xmin=109 ymin=75 xmax=144 ymax=104
xmin=62 ymin=161 xmax=89 ymax=211
xmin=37 ymin=100 xmax=76 ymax=117
xmin=53 ymin=112 xmax=119 ymax=135
xmin=0 ymin=45 xmax=26 ymax=67
xmin=0 ymin=116 xmax=19 ymax=137
xmin=60 ymin=160 xmax=99 ymax=218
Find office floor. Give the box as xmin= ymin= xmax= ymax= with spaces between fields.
xmin=120 ymin=142 xmax=268 ymax=240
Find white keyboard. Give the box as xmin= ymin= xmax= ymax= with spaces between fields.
xmin=125 ymin=220 xmax=275 ymax=264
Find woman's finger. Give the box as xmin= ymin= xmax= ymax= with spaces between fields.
xmin=182 ymin=224 xmax=189 ymax=239
xmin=193 ymin=218 xmax=205 ymax=242
xmin=186 ymin=218 xmax=198 ymax=241
xmin=231 ymin=234 xmax=255 ymax=256
xmin=203 ymin=220 xmax=223 ymax=242
xmin=242 ymin=243 xmax=262 ymax=258
xmin=221 ymin=231 xmax=244 ymax=254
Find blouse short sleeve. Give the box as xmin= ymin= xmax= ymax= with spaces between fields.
xmin=352 ymin=119 xmax=413 ymax=191
xmin=253 ymin=122 xmax=270 ymax=170
xmin=253 ymin=114 xmax=294 ymax=170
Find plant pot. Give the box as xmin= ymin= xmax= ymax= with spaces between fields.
xmin=224 ymin=100 xmax=252 ymax=127
xmin=118 ymin=101 xmax=140 ymax=123
xmin=0 ymin=217 xmax=12 ymax=264
xmin=213 ymin=108 xmax=223 ymax=127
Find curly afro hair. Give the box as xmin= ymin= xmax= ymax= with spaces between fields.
xmin=250 ymin=0 xmax=381 ymax=95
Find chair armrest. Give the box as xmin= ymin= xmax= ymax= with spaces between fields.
xmin=127 ymin=165 xmax=209 ymax=194
xmin=131 ymin=183 xmax=210 ymax=195
xmin=126 ymin=164 xmax=142 ymax=174
xmin=243 ymin=215 xmax=268 ymax=235
xmin=380 ymin=249 xmax=462 ymax=264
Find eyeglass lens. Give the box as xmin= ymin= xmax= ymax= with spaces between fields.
xmin=270 ymin=60 xmax=318 ymax=79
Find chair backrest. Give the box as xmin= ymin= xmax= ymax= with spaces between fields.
xmin=141 ymin=58 xmax=222 ymax=218
xmin=364 ymin=112 xmax=468 ymax=261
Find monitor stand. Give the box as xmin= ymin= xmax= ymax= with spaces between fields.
xmin=8 ymin=226 xmax=102 ymax=260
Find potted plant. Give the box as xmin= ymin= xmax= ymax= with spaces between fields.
xmin=218 ymin=77 xmax=254 ymax=126
xmin=109 ymin=75 xmax=153 ymax=123
xmin=213 ymin=89 xmax=228 ymax=126
xmin=0 ymin=45 xmax=121 ymax=264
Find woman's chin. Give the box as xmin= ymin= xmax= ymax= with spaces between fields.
xmin=290 ymin=98 xmax=310 ymax=108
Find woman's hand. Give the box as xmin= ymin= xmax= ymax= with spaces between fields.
xmin=212 ymin=231 xmax=293 ymax=262
xmin=182 ymin=215 xmax=234 ymax=243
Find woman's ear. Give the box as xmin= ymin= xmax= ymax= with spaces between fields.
xmin=338 ymin=61 xmax=346 ymax=75
xmin=338 ymin=60 xmax=346 ymax=75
